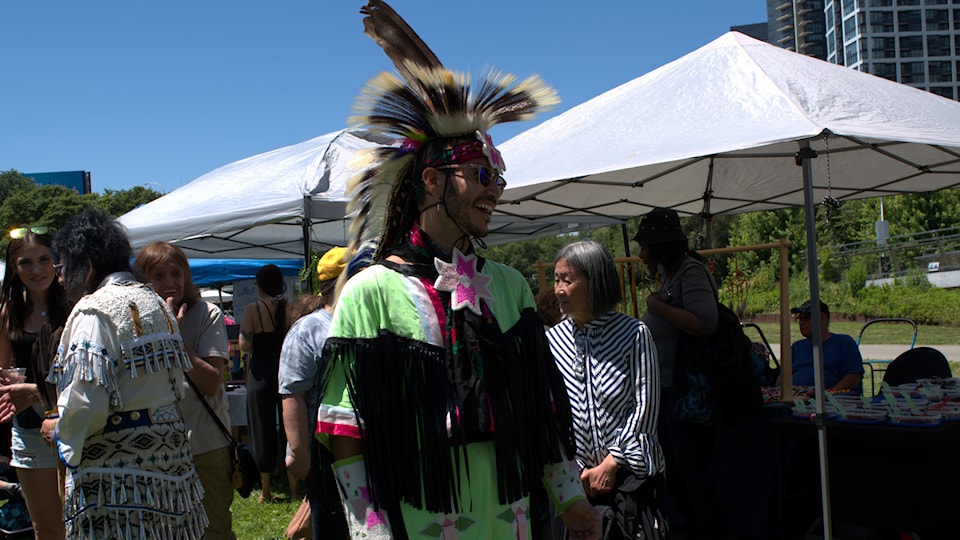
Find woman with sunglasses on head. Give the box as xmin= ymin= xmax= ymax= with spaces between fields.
xmin=0 ymin=225 xmax=70 ymax=539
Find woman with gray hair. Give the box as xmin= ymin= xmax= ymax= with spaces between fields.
xmin=547 ymin=240 xmax=667 ymax=540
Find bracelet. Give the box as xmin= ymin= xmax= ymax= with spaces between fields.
xmin=44 ymin=409 xmax=59 ymax=420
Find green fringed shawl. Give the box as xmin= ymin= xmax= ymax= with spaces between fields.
xmin=323 ymin=267 xmax=574 ymax=516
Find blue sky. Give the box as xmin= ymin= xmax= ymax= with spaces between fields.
xmin=1 ymin=1 xmax=766 ymax=194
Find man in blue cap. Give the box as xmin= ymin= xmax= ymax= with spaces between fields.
xmin=789 ymin=299 xmax=864 ymax=392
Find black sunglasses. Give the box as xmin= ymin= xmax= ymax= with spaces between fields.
xmin=436 ymin=164 xmax=507 ymax=191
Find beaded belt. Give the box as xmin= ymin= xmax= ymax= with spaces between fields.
xmin=103 ymin=401 xmax=180 ymax=433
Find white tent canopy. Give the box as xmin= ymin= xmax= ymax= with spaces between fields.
xmin=118 ymin=127 xmax=582 ymax=261
xmin=494 ymin=31 xmax=960 ymax=230
xmin=119 ymin=129 xmax=389 ymax=260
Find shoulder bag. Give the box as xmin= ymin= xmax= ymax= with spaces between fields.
xmin=186 ymin=378 xmax=261 ymax=498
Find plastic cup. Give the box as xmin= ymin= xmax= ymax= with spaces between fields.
xmin=1 ymin=367 xmax=27 ymax=384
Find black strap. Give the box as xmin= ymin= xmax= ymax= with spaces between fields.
xmin=185 ymin=375 xmax=238 ymax=449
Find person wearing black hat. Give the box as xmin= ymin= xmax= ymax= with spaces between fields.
xmin=634 ymin=208 xmax=722 ymax=538
xmin=788 ymin=299 xmax=864 ymax=392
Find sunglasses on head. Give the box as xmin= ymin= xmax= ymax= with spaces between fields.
xmin=436 ymin=163 xmax=507 ymax=191
xmin=8 ymin=226 xmax=49 ymax=239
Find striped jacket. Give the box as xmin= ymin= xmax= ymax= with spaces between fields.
xmin=547 ymin=311 xmax=664 ymax=479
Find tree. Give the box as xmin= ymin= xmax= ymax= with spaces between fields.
xmin=0 ymin=170 xmax=35 ymax=206
xmin=0 ymin=184 xmax=91 ymax=253
xmin=91 ymin=186 xmax=163 ymax=217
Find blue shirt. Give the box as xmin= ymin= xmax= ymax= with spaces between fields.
xmin=791 ymin=333 xmax=864 ymax=388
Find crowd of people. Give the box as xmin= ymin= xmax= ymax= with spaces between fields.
xmin=0 ymin=3 xmax=862 ymax=540
xmin=0 ymin=203 xmax=849 ymax=540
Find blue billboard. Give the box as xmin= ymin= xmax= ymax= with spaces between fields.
xmin=24 ymin=170 xmax=91 ymax=194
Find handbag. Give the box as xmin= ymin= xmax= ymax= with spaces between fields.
xmin=284 ymin=497 xmax=313 ymax=540
xmin=186 ymin=378 xmax=261 ymax=498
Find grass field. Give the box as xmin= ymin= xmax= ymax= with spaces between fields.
xmin=744 ymin=320 xmax=957 ymax=346
xmin=232 ymin=475 xmax=302 ymax=540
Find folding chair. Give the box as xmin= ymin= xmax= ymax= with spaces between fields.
xmin=882 ymin=346 xmax=952 ymax=386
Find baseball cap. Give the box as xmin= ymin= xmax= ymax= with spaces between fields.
xmin=790 ymin=299 xmax=829 ymax=316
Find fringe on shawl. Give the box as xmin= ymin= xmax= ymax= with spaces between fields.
xmin=324 ymin=307 xmax=575 ymax=515
xmin=48 ymin=331 xmax=191 ymax=410
xmin=64 ymin=467 xmax=208 ymax=540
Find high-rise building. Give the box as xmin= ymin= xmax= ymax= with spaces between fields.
xmin=823 ymin=0 xmax=958 ymax=100
xmin=766 ymin=0 xmax=829 ymax=59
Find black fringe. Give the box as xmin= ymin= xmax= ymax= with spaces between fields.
xmin=322 ymin=308 xmax=575 ymax=516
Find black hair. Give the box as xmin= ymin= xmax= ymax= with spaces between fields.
xmin=255 ymin=264 xmax=288 ymax=332
xmin=378 ymin=135 xmax=472 ymax=257
xmin=643 ymin=239 xmax=689 ymax=267
xmin=51 ymin=208 xmax=133 ymax=300
xmin=1 ymin=229 xmax=70 ymax=340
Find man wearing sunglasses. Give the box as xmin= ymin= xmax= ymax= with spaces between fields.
xmin=314 ymin=2 xmax=599 ymax=538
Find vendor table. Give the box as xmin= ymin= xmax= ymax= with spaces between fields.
xmin=771 ymin=413 xmax=960 ymax=534
xmin=226 ymin=387 xmax=247 ymax=427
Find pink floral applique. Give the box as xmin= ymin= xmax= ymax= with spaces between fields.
xmin=434 ymin=249 xmax=493 ymax=316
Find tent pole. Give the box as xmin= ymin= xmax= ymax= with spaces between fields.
xmin=798 ymin=139 xmax=833 ymax=540
xmin=302 ymin=196 xmax=313 ymax=293
xmin=620 ymin=223 xmax=631 ymax=257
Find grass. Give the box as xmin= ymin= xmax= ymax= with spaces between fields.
xmin=743 ymin=320 xmax=958 ymax=346
xmin=744 ymin=320 xmax=960 ymax=396
xmin=232 ymin=474 xmax=303 ymax=540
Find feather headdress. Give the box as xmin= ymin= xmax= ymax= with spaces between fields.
xmin=346 ymin=0 xmax=559 ymax=263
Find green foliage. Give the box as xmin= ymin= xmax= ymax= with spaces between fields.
xmin=849 ymin=283 xmax=960 ymax=325
xmin=0 ymin=184 xmax=92 ymax=253
xmin=90 ymin=186 xmax=163 ymax=217
xmin=845 ymin=259 xmax=868 ymax=297
xmin=0 ymin=169 xmax=164 ymax=252
xmin=0 ymin=170 xmax=35 ymax=206
xmin=480 ymin=232 xmax=578 ymax=291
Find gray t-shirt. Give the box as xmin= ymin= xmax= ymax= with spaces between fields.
xmin=278 ymin=308 xmax=333 ymax=427
xmin=640 ymin=256 xmax=718 ymax=389
xmin=178 ymin=300 xmax=231 ymax=454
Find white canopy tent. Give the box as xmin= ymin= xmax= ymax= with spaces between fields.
xmin=119 ymin=129 xmax=391 ymax=261
xmin=495 ymin=32 xmax=960 ymax=231
xmin=494 ymin=31 xmax=960 ymax=538
xmin=118 ymin=129 xmax=588 ymax=264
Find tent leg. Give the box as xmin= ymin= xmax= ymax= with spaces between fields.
xmin=302 ymin=195 xmax=313 ymax=293
xmin=798 ymin=139 xmax=833 ymax=540
xmin=620 ymin=223 xmax=631 ymax=257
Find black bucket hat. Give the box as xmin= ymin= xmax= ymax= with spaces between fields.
xmin=633 ymin=208 xmax=687 ymax=245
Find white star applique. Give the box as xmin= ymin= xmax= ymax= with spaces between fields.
xmin=434 ymin=248 xmax=494 ymax=316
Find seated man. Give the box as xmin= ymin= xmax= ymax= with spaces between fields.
xmin=789 ymin=299 xmax=864 ymax=392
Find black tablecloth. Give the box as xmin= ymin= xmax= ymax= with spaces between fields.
xmin=770 ymin=411 xmax=960 ymax=534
